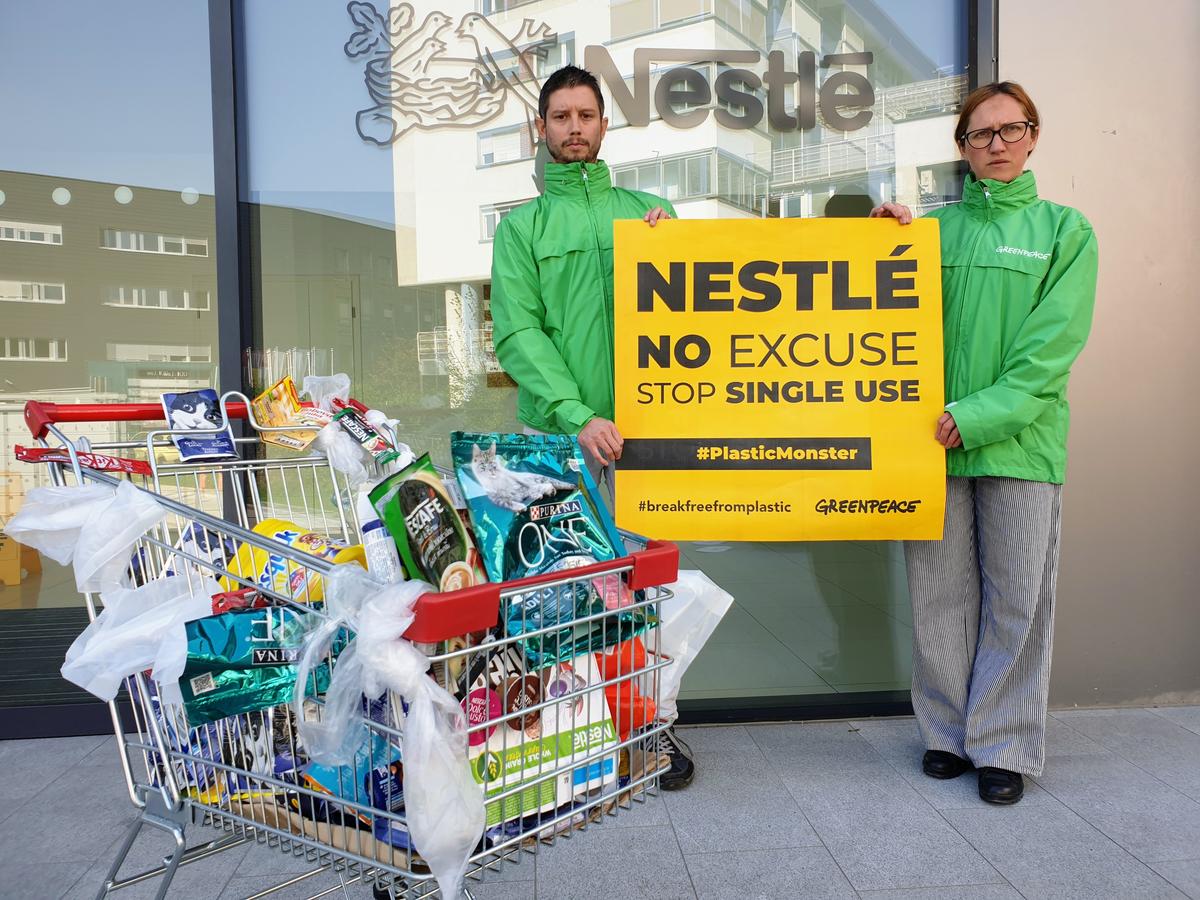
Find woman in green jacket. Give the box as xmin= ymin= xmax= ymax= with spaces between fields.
xmin=872 ymin=82 xmax=1098 ymax=805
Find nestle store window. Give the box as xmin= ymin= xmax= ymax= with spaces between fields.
xmin=238 ymin=0 xmax=967 ymax=709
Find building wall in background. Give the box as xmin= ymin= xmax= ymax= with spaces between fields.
xmin=1000 ymin=0 xmax=1200 ymax=705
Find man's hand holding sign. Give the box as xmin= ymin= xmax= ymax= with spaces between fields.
xmin=612 ymin=217 xmax=945 ymax=541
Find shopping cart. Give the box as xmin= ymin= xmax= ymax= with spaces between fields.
xmin=17 ymin=395 xmax=679 ymax=900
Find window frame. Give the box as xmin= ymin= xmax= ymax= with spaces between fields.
xmin=0 ymin=336 xmax=68 ymax=361
xmin=0 ymin=280 xmax=68 ymax=304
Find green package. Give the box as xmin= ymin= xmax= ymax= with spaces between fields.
xmin=368 ymin=453 xmax=488 ymax=592
xmin=180 ymin=606 xmax=331 ymax=726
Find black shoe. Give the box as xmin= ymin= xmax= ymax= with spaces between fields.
xmin=655 ymin=726 xmax=695 ymax=791
xmin=922 ymin=749 xmax=972 ymax=780
xmin=978 ymin=767 xmax=1024 ymax=805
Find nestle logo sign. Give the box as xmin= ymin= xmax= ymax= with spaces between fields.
xmin=584 ymin=47 xmax=875 ymax=133
xmin=344 ymin=3 xmax=876 ymax=143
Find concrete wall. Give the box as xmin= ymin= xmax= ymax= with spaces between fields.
xmin=999 ymin=1 xmax=1200 ymax=705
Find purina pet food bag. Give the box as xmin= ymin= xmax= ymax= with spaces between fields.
xmin=450 ymin=432 xmax=647 ymax=666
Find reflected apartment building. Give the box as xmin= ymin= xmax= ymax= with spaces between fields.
xmin=379 ymin=0 xmax=966 ymax=428
xmin=0 ymin=172 xmax=219 ymax=538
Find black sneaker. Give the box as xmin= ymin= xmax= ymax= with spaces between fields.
xmin=655 ymin=726 xmax=695 ymax=791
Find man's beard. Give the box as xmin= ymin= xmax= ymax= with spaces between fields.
xmin=548 ymin=137 xmax=598 ymax=164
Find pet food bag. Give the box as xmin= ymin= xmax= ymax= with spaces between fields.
xmin=179 ymin=605 xmax=333 ymax=726
xmin=450 ymin=432 xmax=648 ymax=667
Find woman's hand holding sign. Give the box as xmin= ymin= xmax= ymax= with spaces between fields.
xmin=871 ymin=201 xmax=957 ymax=449
xmin=935 ymin=411 xmax=962 ymax=449
xmin=869 ymin=202 xmax=914 ymax=224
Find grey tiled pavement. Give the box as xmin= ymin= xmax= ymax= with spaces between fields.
xmin=2 ymin=707 xmax=1198 ymax=899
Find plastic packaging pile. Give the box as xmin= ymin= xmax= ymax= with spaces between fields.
xmin=6 ymin=373 xmax=733 ymax=899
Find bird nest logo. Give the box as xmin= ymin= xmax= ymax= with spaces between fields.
xmin=345 ymin=2 xmax=558 ymax=146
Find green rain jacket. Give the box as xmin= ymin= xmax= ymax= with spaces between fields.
xmin=927 ymin=171 xmax=1098 ymax=483
xmin=490 ymin=160 xmax=675 ymax=434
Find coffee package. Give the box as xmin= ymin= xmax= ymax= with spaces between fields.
xmin=368 ymin=454 xmax=487 ymax=592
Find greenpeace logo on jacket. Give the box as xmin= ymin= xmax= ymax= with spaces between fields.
xmin=995 ymin=244 xmax=1051 ymax=261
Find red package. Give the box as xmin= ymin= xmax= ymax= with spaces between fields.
xmin=595 ymin=638 xmax=656 ymax=742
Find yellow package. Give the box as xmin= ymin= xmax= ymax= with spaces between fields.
xmin=251 ymin=376 xmax=331 ymax=451
xmin=221 ymin=518 xmax=365 ymax=603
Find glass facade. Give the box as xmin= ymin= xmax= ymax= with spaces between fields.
xmin=0 ymin=2 xmax=218 ymax=712
xmin=1 ymin=0 xmax=970 ymax=726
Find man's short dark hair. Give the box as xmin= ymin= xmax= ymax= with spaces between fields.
xmin=538 ymin=65 xmax=604 ymax=121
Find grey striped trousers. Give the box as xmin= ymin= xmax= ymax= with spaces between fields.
xmin=905 ymin=476 xmax=1063 ymax=776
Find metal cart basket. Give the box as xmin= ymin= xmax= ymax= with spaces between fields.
xmin=16 ymin=396 xmax=679 ymax=900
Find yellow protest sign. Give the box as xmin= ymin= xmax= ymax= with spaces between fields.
xmin=613 ymin=218 xmax=944 ymax=541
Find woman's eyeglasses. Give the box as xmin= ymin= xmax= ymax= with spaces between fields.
xmin=961 ymin=121 xmax=1035 ymax=149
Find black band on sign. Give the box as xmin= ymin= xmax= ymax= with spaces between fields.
xmin=619 ymin=437 xmax=872 ymax=470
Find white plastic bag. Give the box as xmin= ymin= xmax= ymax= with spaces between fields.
xmin=313 ymin=422 xmax=371 ymax=485
xmin=61 ymin=574 xmax=220 ymax=701
xmin=4 ymin=484 xmax=113 ymax=565
xmin=301 ymin=372 xmax=372 ymax=484
xmin=656 ymin=570 xmax=734 ymax=723
xmin=7 ymin=481 xmax=167 ymax=592
xmin=399 ymin=668 xmax=485 ymax=900
xmin=293 ymin=565 xmax=484 ymax=899
xmin=301 ymin=373 xmax=351 ymax=411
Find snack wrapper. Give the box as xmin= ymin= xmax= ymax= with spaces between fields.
xmin=251 ymin=376 xmax=332 ymax=451
xmin=333 ymin=406 xmax=400 ymax=466
xmin=300 ymin=699 xmax=411 ymax=849
xmin=220 ymin=519 xmax=366 ymax=603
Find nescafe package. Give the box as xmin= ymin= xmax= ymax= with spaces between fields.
xmin=450 ymin=432 xmax=646 ymax=666
xmin=368 ymin=453 xmax=487 ymax=592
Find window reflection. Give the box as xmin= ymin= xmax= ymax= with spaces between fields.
xmin=0 ymin=1 xmax=217 ymax=638
xmin=240 ymin=0 xmax=967 ymax=699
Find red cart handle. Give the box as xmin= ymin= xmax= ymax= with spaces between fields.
xmin=24 ymin=400 xmax=250 ymax=440
xmin=402 ymin=540 xmax=679 ymax=643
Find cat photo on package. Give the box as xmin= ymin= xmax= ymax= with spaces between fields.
xmin=468 ymin=443 xmax=573 ymax=512
xmin=160 ymin=388 xmax=236 ymax=460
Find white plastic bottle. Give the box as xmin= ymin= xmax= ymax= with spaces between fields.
xmin=357 ymin=486 xmax=403 ymax=584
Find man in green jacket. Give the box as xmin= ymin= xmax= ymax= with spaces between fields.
xmin=490 ymin=64 xmax=675 ymax=487
xmin=489 ymin=64 xmax=694 ymax=789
